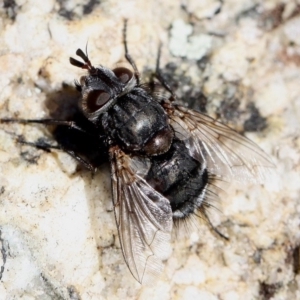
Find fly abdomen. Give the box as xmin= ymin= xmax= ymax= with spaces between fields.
xmin=145 ymin=139 xmax=208 ymax=219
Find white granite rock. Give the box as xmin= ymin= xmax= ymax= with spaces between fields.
xmin=0 ymin=0 xmax=299 ymax=299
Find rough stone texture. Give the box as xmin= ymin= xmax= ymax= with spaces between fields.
xmin=0 ymin=0 xmax=299 ymax=299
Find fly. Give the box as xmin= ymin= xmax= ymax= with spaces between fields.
xmin=0 ymin=21 xmax=275 ymax=284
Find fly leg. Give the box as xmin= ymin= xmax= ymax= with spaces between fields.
xmin=0 ymin=118 xmax=86 ymax=133
xmin=0 ymin=118 xmax=97 ymax=172
xmin=202 ymin=209 xmax=229 ymax=241
xmin=154 ymin=43 xmax=177 ymax=102
xmin=123 ymin=20 xmax=141 ymax=85
xmin=18 ymin=136 xmax=96 ymax=172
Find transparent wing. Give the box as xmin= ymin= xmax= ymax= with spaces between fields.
xmin=164 ymin=103 xmax=275 ymax=183
xmin=109 ymin=145 xmax=173 ymax=284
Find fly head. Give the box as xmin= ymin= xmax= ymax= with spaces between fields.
xmin=70 ymin=49 xmax=137 ymax=122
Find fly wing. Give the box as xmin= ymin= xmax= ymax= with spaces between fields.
xmin=109 ymin=145 xmax=173 ymax=284
xmin=164 ymin=103 xmax=275 ymax=183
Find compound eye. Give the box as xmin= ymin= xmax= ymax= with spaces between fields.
xmin=85 ymin=89 xmax=110 ymax=112
xmin=112 ymin=67 xmax=133 ymax=84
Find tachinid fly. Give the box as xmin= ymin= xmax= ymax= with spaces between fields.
xmin=0 ymin=22 xmax=275 ymax=284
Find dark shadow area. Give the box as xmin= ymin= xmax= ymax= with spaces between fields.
xmin=157 ymin=61 xmax=208 ymax=113
xmin=56 ymin=0 xmax=101 ymax=20
xmin=42 ymin=83 xmax=109 ymax=169
xmin=244 ymin=102 xmax=267 ymax=132
xmin=3 ymin=0 xmax=18 ymax=20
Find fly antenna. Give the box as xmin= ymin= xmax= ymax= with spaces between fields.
xmin=69 ymin=47 xmax=95 ymax=72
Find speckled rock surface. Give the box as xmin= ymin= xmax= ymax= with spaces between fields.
xmin=0 ymin=1 xmax=299 ymax=299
